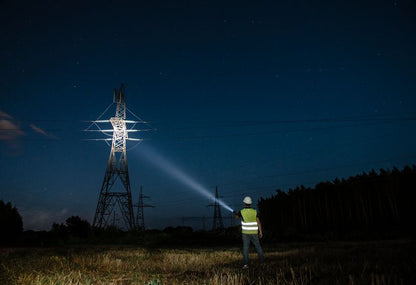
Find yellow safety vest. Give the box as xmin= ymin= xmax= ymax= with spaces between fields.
xmin=241 ymin=208 xmax=258 ymax=234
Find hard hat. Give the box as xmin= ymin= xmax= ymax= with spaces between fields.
xmin=243 ymin=196 xmax=252 ymax=204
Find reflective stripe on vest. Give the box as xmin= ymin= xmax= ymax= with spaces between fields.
xmin=241 ymin=208 xmax=258 ymax=234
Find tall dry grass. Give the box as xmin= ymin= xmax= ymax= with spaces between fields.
xmin=1 ymin=240 xmax=414 ymax=284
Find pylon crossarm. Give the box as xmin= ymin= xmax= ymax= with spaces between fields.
xmin=84 ymin=129 xmax=145 ymax=132
xmin=91 ymin=119 xmax=145 ymax=123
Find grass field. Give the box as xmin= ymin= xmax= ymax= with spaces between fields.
xmin=1 ymin=239 xmax=414 ymax=284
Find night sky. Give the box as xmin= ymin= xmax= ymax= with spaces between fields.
xmin=1 ymin=0 xmax=415 ymax=230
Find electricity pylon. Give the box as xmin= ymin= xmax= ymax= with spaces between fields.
xmin=135 ymin=186 xmax=154 ymax=231
xmin=91 ymin=84 xmax=143 ymax=230
xmin=206 ymin=186 xmax=224 ymax=230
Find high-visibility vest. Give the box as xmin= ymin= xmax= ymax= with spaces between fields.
xmin=241 ymin=208 xmax=258 ymax=234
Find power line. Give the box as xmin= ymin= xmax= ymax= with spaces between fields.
xmin=156 ymin=113 xmax=416 ymax=130
xmin=3 ymin=112 xmax=416 ymax=130
xmin=153 ymin=119 xmax=416 ymax=141
xmin=1 ymin=114 xmax=415 ymax=143
xmin=145 ymin=155 xmax=416 ymax=207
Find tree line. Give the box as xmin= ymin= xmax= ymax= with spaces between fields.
xmin=0 ymin=200 xmax=23 ymax=243
xmin=258 ymin=165 xmax=416 ymax=240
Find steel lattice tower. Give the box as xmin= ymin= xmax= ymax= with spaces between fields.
xmin=211 ymin=187 xmax=224 ymax=230
xmin=92 ymin=84 xmax=136 ymax=230
xmin=135 ymin=186 xmax=154 ymax=231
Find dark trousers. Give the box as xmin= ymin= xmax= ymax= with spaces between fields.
xmin=242 ymin=233 xmax=264 ymax=264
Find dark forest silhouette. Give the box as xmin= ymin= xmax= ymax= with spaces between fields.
xmin=259 ymin=165 xmax=416 ymax=240
xmin=0 ymin=200 xmax=23 ymax=243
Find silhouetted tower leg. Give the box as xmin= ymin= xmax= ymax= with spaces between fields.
xmin=212 ymin=187 xmax=224 ymax=230
xmin=93 ymin=84 xmax=135 ymax=230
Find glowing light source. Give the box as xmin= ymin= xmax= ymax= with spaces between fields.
xmin=136 ymin=145 xmax=234 ymax=213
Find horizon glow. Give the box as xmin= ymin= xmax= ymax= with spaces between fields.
xmin=135 ymin=145 xmax=234 ymax=213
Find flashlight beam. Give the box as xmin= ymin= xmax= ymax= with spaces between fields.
xmin=137 ymin=146 xmax=234 ymax=213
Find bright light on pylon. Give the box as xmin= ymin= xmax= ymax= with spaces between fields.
xmin=85 ymin=84 xmax=153 ymax=230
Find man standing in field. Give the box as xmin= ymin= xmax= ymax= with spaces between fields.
xmin=234 ymin=196 xmax=264 ymax=269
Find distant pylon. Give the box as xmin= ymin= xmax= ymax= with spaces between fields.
xmin=92 ymin=84 xmax=140 ymax=230
xmin=207 ymin=186 xmax=224 ymax=230
xmin=135 ymin=186 xmax=154 ymax=230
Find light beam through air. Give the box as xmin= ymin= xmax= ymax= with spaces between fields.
xmin=136 ymin=145 xmax=234 ymax=213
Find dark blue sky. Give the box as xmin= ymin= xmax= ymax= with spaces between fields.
xmin=1 ymin=0 xmax=415 ymax=230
